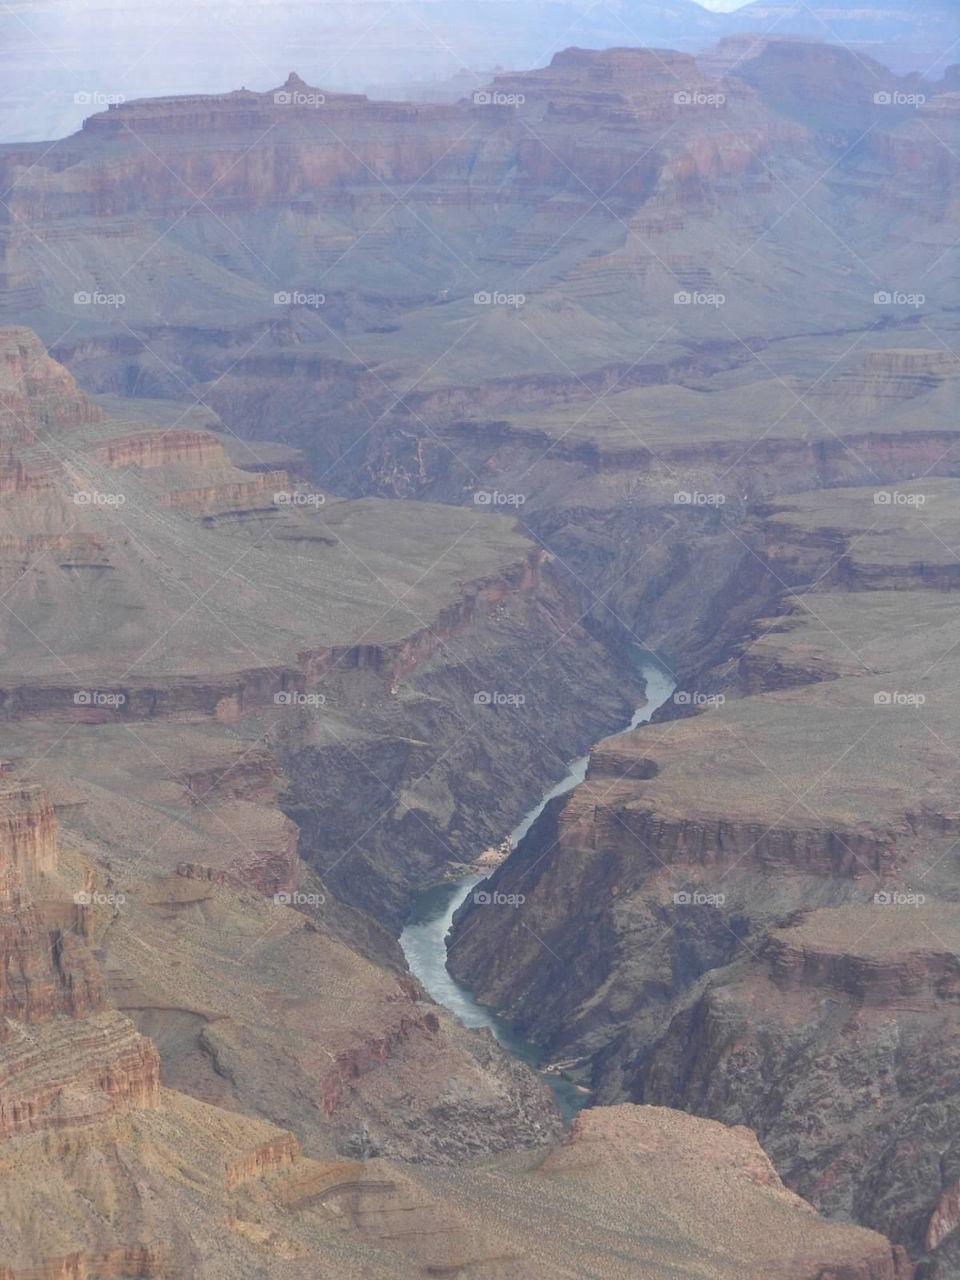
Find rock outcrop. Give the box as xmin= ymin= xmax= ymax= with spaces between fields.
xmin=0 ymin=779 xmax=160 ymax=1146
xmin=0 ymin=778 xmax=912 ymax=1277
xmin=448 ymin=478 xmax=960 ymax=1268
xmin=638 ymin=904 xmax=960 ymax=1254
xmin=435 ymin=1104 xmax=915 ymax=1279
xmin=0 ymin=329 xmax=621 ymax=1183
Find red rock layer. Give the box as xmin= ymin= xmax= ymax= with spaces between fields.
xmin=0 ymin=329 xmax=104 ymax=444
xmin=0 ymin=785 xmax=58 ymax=906
xmin=93 ymin=428 xmax=226 ymax=470
xmin=0 ymin=781 xmax=161 ymax=1139
xmin=0 ymin=1012 xmax=160 ymax=1139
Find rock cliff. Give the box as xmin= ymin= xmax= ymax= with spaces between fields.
xmin=449 ymin=479 xmax=960 ymax=1267
xmin=0 ymin=329 xmax=625 ymax=1180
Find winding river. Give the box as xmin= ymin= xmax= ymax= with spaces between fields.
xmin=399 ymin=655 xmax=677 ymax=1118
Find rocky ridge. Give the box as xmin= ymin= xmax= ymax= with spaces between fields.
xmin=448 ymin=478 xmax=960 ymax=1269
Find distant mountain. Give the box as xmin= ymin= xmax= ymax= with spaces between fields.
xmin=0 ymin=0 xmax=953 ymax=143
xmin=718 ymin=0 xmax=958 ymax=75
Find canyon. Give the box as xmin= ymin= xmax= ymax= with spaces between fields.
xmin=0 ymin=26 xmax=957 ymax=1278
xmin=0 ymin=326 xmax=918 ymax=1278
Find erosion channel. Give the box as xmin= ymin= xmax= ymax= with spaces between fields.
xmin=400 ymin=656 xmax=677 ymax=1119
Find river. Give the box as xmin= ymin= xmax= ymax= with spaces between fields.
xmin=399 ymin=654 xmax=677 ymax=1119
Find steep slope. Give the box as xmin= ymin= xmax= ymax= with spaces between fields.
xmin=640 ymin=904 xmax=960 ymax=1256
xmin=424 ymin=1105 xmax=914 ymax=1280
xmin=0 ymin=325 xmax=642 ymax=923
xmin=0 ymin=325 xmax=648 ymax=1175
xmin=448 ymin=477 xmax=960 ymax=1268
xmin=0 ymin=766 xmax=910 ymax=1276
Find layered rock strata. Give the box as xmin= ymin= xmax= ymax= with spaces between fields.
xmin=448 ymin=479 xmax=960 ymax=1268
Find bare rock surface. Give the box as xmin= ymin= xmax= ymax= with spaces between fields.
xmin=449 ymin=477 xmax=960 ymax=1266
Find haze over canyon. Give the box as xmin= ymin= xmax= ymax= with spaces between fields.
xmin=0 ymin=0 xmax=958 ymax=1276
